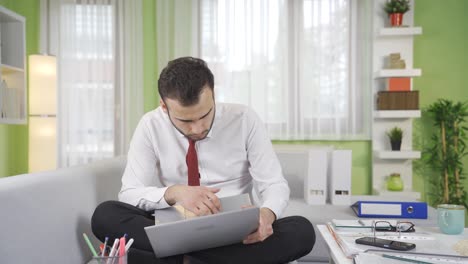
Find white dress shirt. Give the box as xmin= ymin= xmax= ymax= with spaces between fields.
xmin=119 ymin=103 xmax=290 ymax=218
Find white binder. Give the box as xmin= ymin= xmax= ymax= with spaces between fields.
xmin=329 ymin=150 xmax=352 ymax=205
xmin=304 ymin=149 xmax=329 ymax=205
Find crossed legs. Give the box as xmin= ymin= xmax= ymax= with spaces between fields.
xmin=91 ymin=201 xmax=315 ymax=264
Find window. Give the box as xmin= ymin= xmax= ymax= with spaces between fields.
xmin=52 ymin=0 xmax=144 ymax=167
xmin=59 ymin=3 xmax=115 ymax=165
xmin=198 ymin=0 xmax=371 ymax=140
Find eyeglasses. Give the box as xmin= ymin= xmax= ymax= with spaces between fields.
xmin=374 ymin=221 xmax=415 ymax=233
xmin=372 ymin=220 xmax=415 ymax=240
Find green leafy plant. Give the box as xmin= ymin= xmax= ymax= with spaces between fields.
xmin=387 ymin=127 xmax=403 ymax=142
xmin=384 ymin=0 xmax=410 ymax=14
xmin=425 ymin=99 xmax=468 ymax=207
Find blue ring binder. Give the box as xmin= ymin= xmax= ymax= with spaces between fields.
xmin=351 ymin=201 xmax=428 ymax=219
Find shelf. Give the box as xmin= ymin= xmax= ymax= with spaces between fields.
xmin=0 ymin=6 xmax=26 ymax=125
xmin=373 ymin=189 xmax=421 ymax=201
xmin=0 ymin=64 xmax=24 ymax=74
xmin=374 ymin=110 xmax=421 ymax=119
xmin=0 ymin=118 xmax=26 ymax=125
xmin=374 ymin=150 xmax=421 ymax=160
xmin=0 ymin=6 xmax=25 ymax=22
xmin=374 ymin=69 xmax=422 ymax=78
xmin=379 ymin=27 xmax=422 ymax=37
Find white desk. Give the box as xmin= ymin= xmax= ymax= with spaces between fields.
xmin=284 ymin=198 xmax=437 ymax=263
xmin=317 ymin=224 xmax=468 ymax=264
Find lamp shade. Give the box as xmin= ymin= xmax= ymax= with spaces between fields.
xmin=29 ymin=116 xmax=57 ymax=172
xmin=28 ymin=54 xmax=57 ymax=115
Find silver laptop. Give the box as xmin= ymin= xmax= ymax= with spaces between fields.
xmin=144 ymin=194 xmax=259 ymax=258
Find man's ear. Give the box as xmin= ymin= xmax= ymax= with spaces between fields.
xmin=160 ymin=99 xmax=168 ymax=113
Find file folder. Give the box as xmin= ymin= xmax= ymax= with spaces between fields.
xmin=304 ymin=149 xmax=329 ymax=205
xmin=351 ymin=201 xmax=428 ymax=219
xmin=329 ymin=150 xmax=352 ymax=205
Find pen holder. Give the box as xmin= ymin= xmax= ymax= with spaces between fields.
xmin=87 ymin=254 xmax=127 ymax=264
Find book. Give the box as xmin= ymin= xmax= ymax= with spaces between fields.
xmin=387 ymin=77 xmax=411 ymax=91
xmin=377 ymin=91 xmax=419 ymax=110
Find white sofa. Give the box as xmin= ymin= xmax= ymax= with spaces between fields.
xmin=0 ymin=157 xmax=125 ymax=264
xmin=0 ymin=156 xmax=436 ymax=264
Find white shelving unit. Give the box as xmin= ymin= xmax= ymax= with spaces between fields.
xmin=0 ymin=6 xmax=26 ymax=124
xmin=374 ymin=190 xmax=421 ymax=200
xmin=374 ymin=150 xmax=421 ymax=160
xmin=374 ymin=110 xmax=421 ymax=119
xmin=371 ymin=0 xmax=421 ymax=199
xmin=374 ymin=69 xmax=422 ymax=78
xmin=379 ymin=26 xmax=422 ymax=36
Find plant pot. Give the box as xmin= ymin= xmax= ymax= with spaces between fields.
xmin=391 ymin=140 xmax=401 ymax=151
xmin=387 ymin=174 xmax=404 ymax=191
xmin=389 ymin=13 xmax=403 ymax=27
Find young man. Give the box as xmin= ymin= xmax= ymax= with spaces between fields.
xmin=92 ymin=57 xmax=315 ymax=264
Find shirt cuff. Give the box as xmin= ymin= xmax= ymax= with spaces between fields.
xmin=156 ymin=188 xmax=171 ymax=209
xmin=137 ymin=186 xmax=171 ymax=210
xmin=261 ymin=199 xmax=287 ymax=220
xmin=152 ymin=186 xmax=170 ymax=209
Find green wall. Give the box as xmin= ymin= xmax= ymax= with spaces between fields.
xmin=413 ymin=0 xmax=468 ymax=202
xmin=0 ymin=0 xmax=39 ymax=177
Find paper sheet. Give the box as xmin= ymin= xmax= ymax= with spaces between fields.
xmin=354 ymin=253 xmax=404 ymax=264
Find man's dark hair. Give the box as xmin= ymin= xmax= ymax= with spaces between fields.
xmin=158 ymin=57 xmax=214 ymax=106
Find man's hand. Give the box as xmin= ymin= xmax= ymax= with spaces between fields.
xmin=243 ymin=207 xmax=276 ymax=244
xmin=164 ymin=185 xmax=221 ymax=216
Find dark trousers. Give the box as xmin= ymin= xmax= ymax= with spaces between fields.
xmin=92 ymin=201 xmax=315 ymax=264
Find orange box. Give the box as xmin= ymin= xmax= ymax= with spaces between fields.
xmin=387 ymin=77 xmax=411 ymax=91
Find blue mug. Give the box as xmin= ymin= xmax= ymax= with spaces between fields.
xmin=438 ymin=204 xmax=465 ymax=235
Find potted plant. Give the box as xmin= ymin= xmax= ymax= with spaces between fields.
xmin=387 ymin=173 xmax=403 ymax=191
xmin=387 ymin=126 xmax=403 ymax=151
xmin=425 ymin=99 xmax=468 ymax=207
xmin=384 ymin=0 xmax=410 ymax=27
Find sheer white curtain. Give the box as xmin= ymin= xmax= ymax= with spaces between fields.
xmin=294 ymin=0 xmax=371 ymax=139
xmin=48 ymin=0 xmax=143 ymax=167
xmin=156 ymin=0 xmax=199 ymax=74
xmin=157 ymin=0 xmax=371 ymax=140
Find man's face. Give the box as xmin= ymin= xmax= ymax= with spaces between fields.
xmin=161 ymin=87 xmax=215 ymax=141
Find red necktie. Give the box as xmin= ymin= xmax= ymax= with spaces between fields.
xmin=186 ymin=139 xmax=200 ymax=186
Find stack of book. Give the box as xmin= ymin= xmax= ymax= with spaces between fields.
xmin=388 ymin=53 xmax=406 ymax=69
xmin=377 ymin=53 xmax=419 ymax=110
